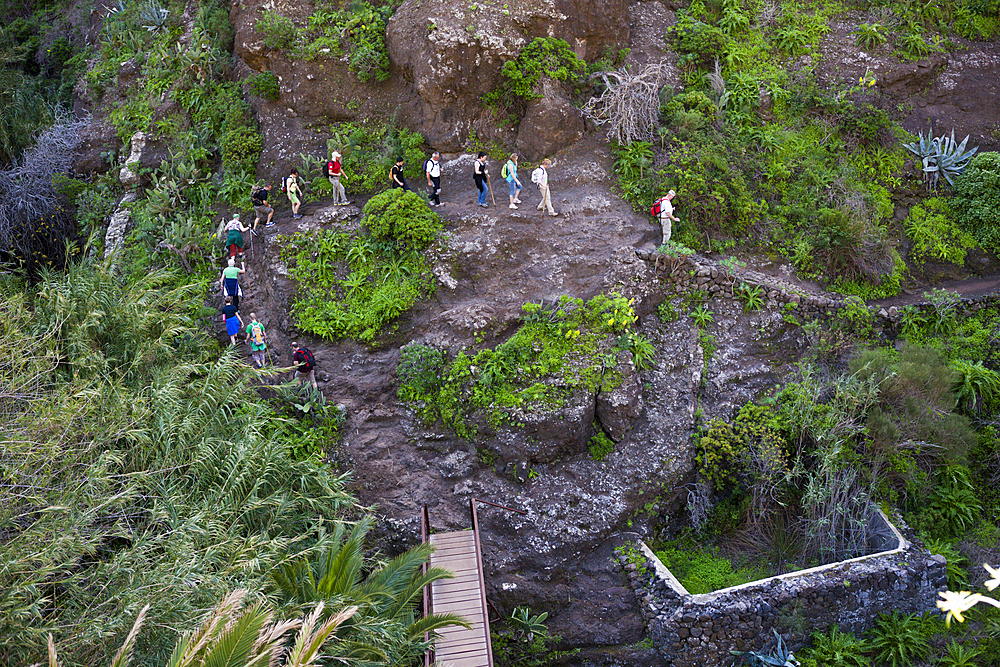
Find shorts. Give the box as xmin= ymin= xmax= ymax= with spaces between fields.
xmin=226 ymin=316 xmax=240 ymax=336
xmin=254 ymin=204 xmax=273 ymax=218
xmin=288 ymin=191 xmax=300 ymax=205
xmin=295 ymin=368 xmax=316 ymax=386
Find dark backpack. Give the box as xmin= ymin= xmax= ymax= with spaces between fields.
xmin=280 ymin=177 xmax=288 ymax=193
xmin=251 ymin=188 xmax=266 ymax=205
xmin=297 ymin=347 xmax=315 ymax=371
xmin=651 ymin=198 xmax=662 ymax=217
xmin=322 ymin=160 xmax=334 ymax=177
xmin=424 ymin=159 xmax=434 ymax=175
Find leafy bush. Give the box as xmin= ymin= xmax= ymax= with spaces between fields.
xmin=329 ymin=120 xmax=427 ymax=194
xmin=396 ymin=294 xmax=642 ymax=441
xmin=397 ymin=343 xmax=446 ymax=402
xmin=301 ymin=1 xmax=393 ymax=82
xmin=905 ymin=198 xmax=975 ymax=265
xmin=0 ymin=260 xmax=356 ymax=665
xmin=853 ymin=22 xmax=887 ymax=49
xmin=256 ymin=10 xmax=296 ymax=50
xmin=918 ymin=466 xmax=983 ymax=539
xmin=866 ymin=612 xmax=931 ymax=667
xmin=589 ymin=428 xmax=615 ymax=461
xmin=800 ymin=625 xmax=870 ymax=667
xmin=284 ymin=229 xmax=437 ymax=343
xmin=696 ymin=419 xmax=745 ymax=491
xmin=364 ymin=188 xmax=443 ymax=249
xmin=484 ymin=37 xmax=586 ymax=112
xmin=655 ymin=539 xmax=765 ymax=594
xmin=926 ymin=538 xmax=970 ymax=589
xmin=665 ymin=15 xmax=730 ymax=70
xmin=247 ymin=70 xmax=280 ymax=100
xmin=951 ymin=151 xmax=1000 ymax=255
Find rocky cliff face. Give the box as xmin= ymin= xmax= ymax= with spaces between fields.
xmin=229 ymin=0 xmax=629 ymax=171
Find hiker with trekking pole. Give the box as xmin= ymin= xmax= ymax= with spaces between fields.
xmin=474 ymin=152 xmax=490 ymax=208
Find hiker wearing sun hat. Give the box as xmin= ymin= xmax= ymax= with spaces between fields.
xmin=327 ymin=151 xmax=349 ymax=206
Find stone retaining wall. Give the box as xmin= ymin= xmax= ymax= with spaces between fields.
xmin=635 ymin=248 xmax=1000 ymax=326
xmin=618 ymin=511 xmax=947 ymax=666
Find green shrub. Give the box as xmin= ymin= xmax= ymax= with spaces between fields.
xmin=655 ymin=540 xmax=765 ymax=594
xmin=918 ymin=466 xmax=982 ymax=539
xmin=247 ymin=71 xmax=280 ymax=100
xmin=867 ymin=612 xmax=931 ymax=667
xmin=657 ymin=298 xmax=680 ymax=323
xmin=665 ymin=15 xmax=730 ymax=70
xmin=925 ymin=538 xmax=969 ymax=589
xmin=219 ymin=125 xmax=262 ymax=172
xmin=589 ymin=428 xmax=615 ymax=461
xmin=302 ymin=2 xmax=393 ymax=82
xmin=938 ymin=640 xmax=982 ymax=667
xmin=256 ymin=10 xmax=296 ymax=50
xmin=696 ymin=419 xmax=745 ymax=491
xmin=397 ymin=343 xmax=446 ymax=402
xmin=483 ymin=37 xmax=585 ymax=111
xmin=800 ymin=625 xmax=870 ymax=667
xmin=364 ymin=188 xmax=443 ymax=249
xmin=905 ymin=198 xmax=975 ymax=265
xmin=952 ymin=151 xmax=1000 ymax=254
xmin=284 ymin=229 xmax=437 ymax=343
xmin=853 ymin=22 xmax=887 ymax=50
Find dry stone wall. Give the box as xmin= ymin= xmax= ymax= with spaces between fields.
xmin=617 ymin=511 xmax=947 ymax=666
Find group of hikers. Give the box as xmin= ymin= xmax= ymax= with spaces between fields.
xmin=218 ymin=262 xmax=318 ymax=388
xmin=217 ymin=146 xmax=680 ymax=383
xmin=390 ymin=150 xmax=559 ymax=215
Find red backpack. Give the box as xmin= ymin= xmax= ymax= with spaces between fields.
xmin=650 ymin=198 xmax=662 ymax=217
xmin=297 ymin=347 xmax=315 ymax=371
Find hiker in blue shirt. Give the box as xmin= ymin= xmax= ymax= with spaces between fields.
xmin=503 ymin=153 xmax=523 ymax=210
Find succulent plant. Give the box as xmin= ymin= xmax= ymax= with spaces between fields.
xmin=903 ymin=129 xmax=979 ymax=192
xmin=139 ymin=1 xmax=170 ymax=32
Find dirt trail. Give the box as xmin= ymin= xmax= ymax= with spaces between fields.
xmin=874 ymin=273 xmax=1000 ymax=308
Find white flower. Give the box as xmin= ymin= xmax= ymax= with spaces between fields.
xmin=937 ymin=590 xmax=1000 ymax=627
xmin=985 ymin=563 xmax=1000 ymax=591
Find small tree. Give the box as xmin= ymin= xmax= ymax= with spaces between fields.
xmin=582 ymin=63 xmax=673 ymax=145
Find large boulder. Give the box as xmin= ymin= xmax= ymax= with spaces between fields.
xmin=596 ymin=351 xmax=644 ymax=442
xmin=492 ymin=386 xmax=597 ymax=463
xmin=515 ymin=79 xmax=586 ymax=161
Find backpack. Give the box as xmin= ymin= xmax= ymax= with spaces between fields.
xmin=280 ymin=177 xmax=288 ymax=193
xmin=531 ymin=167 xmax=543 ymax=184
xmin=424 ymin=159 xmax=434 ymax=175
xmin=251 ymin=322 xmax=264 ymax=345
xmin=651 ymin=198 xmax=662 ymax=217
xmin=322 ymin=160 xmax=333 ymax=177
xmin=501 ymin=162 xmax=510 ymax=179
xmin=251 ymin=187 xmax=265 ymax=205
xmin=298 ymin=347 xmax=315 ymax=371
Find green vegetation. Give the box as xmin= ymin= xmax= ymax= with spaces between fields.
xmin=799 ymin=625 xmax=870 ymax=667
xmin=397 ymin=294 xmax=642 ymax=440
xmin=589 ymin=427 xmax=615 ymax=461
xmin=0 ymin=258 xmax=359 ymax=665
xmin=952 ymin=151 xmax=1000 ymax=254
xmin=866 ymin=612 xmax=932 ymax=667
xmin=484 ymin=37 xmax=586 ymax=113
xmin=282 ymin=228 xmax=437 ymax=343
xmin=247 ymin=70 xmax=280 ymax=100
xmin=492 ymin=605 xmax=575 ymax=666
xmin=655 ymin=533 xmax=767 ymax=594
xmin=255 ymin=0 xmax=396 ymax=82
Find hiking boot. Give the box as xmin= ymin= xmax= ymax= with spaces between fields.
xmin=266 ymin=221 xmax=275 ymax=227
xmin=250 ymin=229 xmax=259 ymax=237
xmin=293 ymin=214 xmax=303 ymax=220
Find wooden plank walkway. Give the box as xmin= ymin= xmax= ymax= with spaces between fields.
xmin=429 ymin=530 xmax=491 ymax=667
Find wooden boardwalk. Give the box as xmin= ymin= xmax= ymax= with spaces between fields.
xmin=429 ymin=530 xmax=492 ymax=667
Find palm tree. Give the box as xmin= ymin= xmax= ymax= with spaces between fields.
xmin=270 ymin=516 xmax=470 ymax=665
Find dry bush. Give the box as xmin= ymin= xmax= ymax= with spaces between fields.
xmin=582 ymin=63 xmax=673 ymax=145
xmin=0 ymin=114 xmax=88 ymax=272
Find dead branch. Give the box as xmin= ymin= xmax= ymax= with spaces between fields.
xmin=581 ymin=63 xmax=674 ymax=145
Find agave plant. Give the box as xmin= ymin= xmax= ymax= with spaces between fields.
xmin=903 ymin=129 xmax=979 ymax=192
xmin=139 ymin=1 xmax=170 ymax=32
xmin=733 ymin=629 xmax=801 ymax=666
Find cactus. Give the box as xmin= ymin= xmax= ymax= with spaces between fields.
xmin=903 ymin=129 xmax=979 ymax=192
